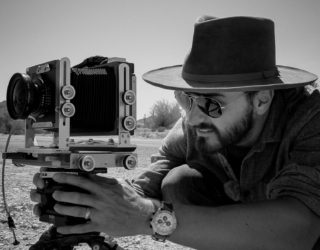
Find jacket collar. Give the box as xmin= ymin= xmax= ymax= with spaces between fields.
xmin=249 ymin=88 xmax=306 ymax=152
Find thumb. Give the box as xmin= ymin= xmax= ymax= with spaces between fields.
xmin=88 ymin=174 xmax=119 ymax=185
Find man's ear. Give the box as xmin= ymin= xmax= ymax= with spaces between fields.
xmin=252 ymin=90 xmax=274 ymax=115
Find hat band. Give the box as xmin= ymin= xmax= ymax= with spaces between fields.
xmin=182 ymin=69 xmax=279 ymax=83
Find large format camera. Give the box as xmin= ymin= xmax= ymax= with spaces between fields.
xmin=3 ymin=56 xmax=137 ymax=250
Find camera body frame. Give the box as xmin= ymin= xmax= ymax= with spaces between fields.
xmin=4 ymin=57 xmax=138 ymax=229
xmin=5 ymin=57 xmax=138 ymax=170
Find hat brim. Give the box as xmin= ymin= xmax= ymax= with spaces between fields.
xmin=142 ymin=65 xmax=318 ymax=93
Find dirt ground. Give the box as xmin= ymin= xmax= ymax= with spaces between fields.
xmin=0 ymin=135 xmax=193 ymax=250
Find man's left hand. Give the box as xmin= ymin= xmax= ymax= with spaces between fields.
xmin=51 ymin=173 xmax=154 ymax=236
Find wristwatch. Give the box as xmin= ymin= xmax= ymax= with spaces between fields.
xmin=150 ymin=202 xmax=177 ymax=242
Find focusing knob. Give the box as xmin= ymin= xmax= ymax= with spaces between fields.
xmin=123 ymin=116 xmax=136 ymax=131
xmin=79 ymin=155 xmax=95 ymax=172
xmin=123 ymin=90 xmax=136 ymax=105
xmin=123 ymin=155 xmax=137 ymax=170
xmin=61 ymin=103 xmax=76 ymax=117
xmin=61 ymin=85 xmax=76 ymax=100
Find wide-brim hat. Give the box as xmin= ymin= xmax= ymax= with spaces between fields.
xmin=143 ymin=16 xmax=318 ymax=93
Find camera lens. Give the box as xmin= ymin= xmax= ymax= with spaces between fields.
xmin=7 ymin=73 xmax=52 ymax=119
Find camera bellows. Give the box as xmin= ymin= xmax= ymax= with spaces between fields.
xmin=71 ymin=68 xmax=117 ymax=134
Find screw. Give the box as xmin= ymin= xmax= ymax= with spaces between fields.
xmin=92 ymin=245 xmax=100 ymax=250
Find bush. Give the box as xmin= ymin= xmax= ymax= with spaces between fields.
xmin=157 ymin=126 xmax=166 ymax=132
xmin=0 ymin=114 xmax=25 ymax=134
xmin=134 ymin=127 xmax=169 ymax=139
xmin=149 ymin=100 xmax=181 ymax=130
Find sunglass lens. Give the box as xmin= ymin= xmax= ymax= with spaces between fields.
xmin=175 ymin=91 xmax=192 ymax=111
xmin=175 ymin=91 xmax=223 ymax=118
xmin=208 ymin=101 xmax=222 ymax=118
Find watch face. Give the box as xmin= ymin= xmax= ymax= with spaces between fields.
xmin=152 ymin=210 xmax=177 ymax=235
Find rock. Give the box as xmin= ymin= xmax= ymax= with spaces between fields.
xmin=31 ymin=224 xmax=40 ymax=229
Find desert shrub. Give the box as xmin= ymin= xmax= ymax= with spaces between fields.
xmin=0 ymin=101 xmax=25 ymax=134
xmin=157 ymin=126 xmax=166 ymax=132
xmin=0 ymin=114 xmax=25 ymax=134
xmin=11 ymin=120 xmax=25 ymax=134
xmin=134 ymin=127 xmax=168 ymax=139
xmin=149 ymin=100 xmax=181 ymax=130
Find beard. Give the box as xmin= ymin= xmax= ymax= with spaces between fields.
xmin=195 ymin=103 xmax=254 ymax=154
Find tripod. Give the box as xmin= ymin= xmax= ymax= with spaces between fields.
xmin=29 ymin=226 xmax=117 ymax=250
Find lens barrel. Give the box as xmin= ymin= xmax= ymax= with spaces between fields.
xmin=7 ymin=73 xmax=36 ymax=119
xmin=6 ymin=73 xmax=52 ymax=119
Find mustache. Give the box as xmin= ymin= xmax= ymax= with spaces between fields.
xmin=192 ymin=123 xmax=219 ymax=132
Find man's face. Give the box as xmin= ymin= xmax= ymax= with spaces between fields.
xmin=184 ymin=91 xmax=254 ymax=153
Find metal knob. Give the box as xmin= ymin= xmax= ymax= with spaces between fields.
xmin=123 ymin=90 xmax=136 ymax=105
xmin=123 ymin=155 xmax=137 ymax=170
xmin=122 ymin=116 xmax=136 ymax=131
xmin=79 ymin=155 xmax=95 ymax=172
xmin=61 ymin=102 xmax=76 ymax=117
xmin=61 ymin=85 xmax=76 ymax=100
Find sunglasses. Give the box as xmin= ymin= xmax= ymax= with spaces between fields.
xmin=175 ymin=91 xmax=245 ymax=118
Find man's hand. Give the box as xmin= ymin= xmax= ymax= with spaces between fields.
xmin=30 ymin=173 xmax=155 ymax=236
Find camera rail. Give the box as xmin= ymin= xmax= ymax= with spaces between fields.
xmin=3 ymin=149 xmax=137 ymax=171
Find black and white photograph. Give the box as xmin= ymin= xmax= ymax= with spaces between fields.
xmin=0 ymin=0 xmax=319 ymax=249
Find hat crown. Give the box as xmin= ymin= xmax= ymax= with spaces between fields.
xmin=182 ymin=16 xmax=276 ymax=77
xmin=142 ymin=15 xmax=317 ymax=92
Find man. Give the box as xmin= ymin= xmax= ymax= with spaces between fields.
xmin=31 ymin=16 xmax=320 ymax=249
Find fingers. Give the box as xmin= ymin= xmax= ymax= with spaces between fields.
xmin=35 ymin=172 xmax=120 ymax=192
xmin=30 ymin=189 xmax=41 ymax=203
xmin=53 ymin=174 xmax=102 ymax=193
xmin=33 ymin=204 xmax=41 ymax=217
xmin=53 ymin=174 xmax=121 ymax=193
xmin=54 ymin=203 xmax=91 ymax=219
xmin=33 ymin=173 xmax=44 ymax=189
xmin=52 ymin=191 xmax=96 ymax=207
xmin=32 ymin=189 xmax=95 ymax=217
xmin=54 ymin=204 xmax=97 ymax=234
xmin=57 ymin=222 xmax=96 ymax=234
xmin=89 ymin=174 xmax=119 ymax=185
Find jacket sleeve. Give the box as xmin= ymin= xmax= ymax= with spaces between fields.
xmin=267 ymin=112 xmax=320 ymax=217
xmin=131 ymin=118 xmax=188 ymax=199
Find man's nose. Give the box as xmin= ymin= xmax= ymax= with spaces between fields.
xmin=186 ymin=102 xmax=211 ymax=127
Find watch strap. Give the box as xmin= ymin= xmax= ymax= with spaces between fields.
xmin=162 ymin=202 xmax=173 ymax=212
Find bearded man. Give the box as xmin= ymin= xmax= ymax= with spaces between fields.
xmin=31 ymin=16 xmax=320 ymax=249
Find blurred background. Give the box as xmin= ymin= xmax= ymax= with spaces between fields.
xmin=0 ymin=0 xmax=319 ymax=133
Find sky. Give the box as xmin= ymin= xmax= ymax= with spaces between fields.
xmin=0 ymin=0 xmax=319 ymax=119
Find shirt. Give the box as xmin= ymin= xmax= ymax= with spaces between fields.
xmin=224 ymin=145 xmax=251 ymax=180
xmin=132 ymin=86 xmax=320 ymax=218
